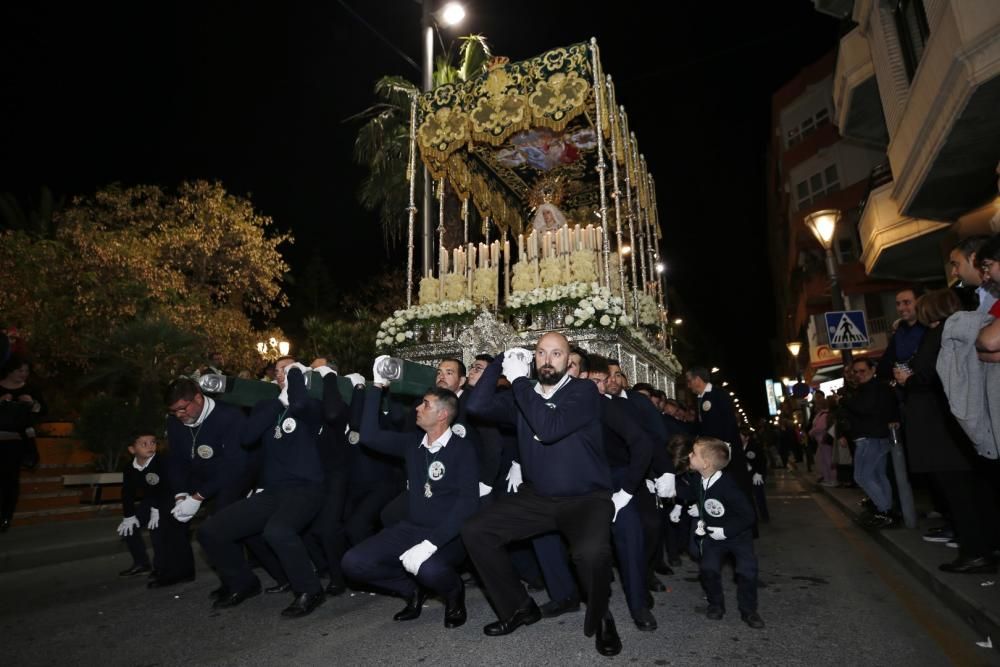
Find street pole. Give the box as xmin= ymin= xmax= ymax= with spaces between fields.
xmin=421 ymin=1 xmax=434 ymax=278
xmin=824 ymin=246 xmax=853 ymax=365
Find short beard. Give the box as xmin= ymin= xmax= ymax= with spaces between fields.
xmin=538 ymin=365 xmax=566 ymax=386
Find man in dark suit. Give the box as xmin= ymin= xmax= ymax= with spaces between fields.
xmin=685 ymin=367 xmax=752 ymax=502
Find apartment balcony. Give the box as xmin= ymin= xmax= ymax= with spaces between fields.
xmin=833 ymin=26 xmax=889 ymax=146
xmin=858 ymin=178 xmax=950 ymax=281
xmin=887 ymin=0 xmax=1000 ymax=220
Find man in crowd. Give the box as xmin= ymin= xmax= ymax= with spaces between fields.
xmin=877 ymin=287 xmax=926 ymax=380
xmin=463 ymin=332 xmax=622 ymax=657
xmin=948 ymin=235 xmax=996 ymax=313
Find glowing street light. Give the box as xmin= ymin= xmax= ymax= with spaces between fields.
xmin=673 ymin=318 xmax=683 ymax=325
xmin=711 ymin=367 xmax=720 ymax=374
xmin=786 ymin=341 xmax=802 ymax=358
xmin=438 ymin=1 xmax=465 ymax=25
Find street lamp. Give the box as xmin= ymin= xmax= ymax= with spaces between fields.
xmin=804 ymin=208 xmax=851 ymax=363
xmin=711 ymin=367 xmax=720 ymax=374
xmin=786 ymin=341 xmax=802 ymax=358
xmin=421 ymin=1 xmax=465 ymax=277
xmin=673 ymin=318 xmax=683 ymax=325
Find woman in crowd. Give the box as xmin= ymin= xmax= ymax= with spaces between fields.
xmin=0 ymin=355 xmax=46 ymax=532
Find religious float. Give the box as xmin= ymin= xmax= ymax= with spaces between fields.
xmin=376 ymin=39 xmax=681 ymax=395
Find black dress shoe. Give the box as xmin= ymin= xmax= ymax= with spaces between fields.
xmin=632 ymin=607 xmax=657 ymax=631
xmin=539 ymin=596 xmax=581 ymax=618
xmin=595 ymin=613 xmax=622 ymax=656
xmin=706 ymin=605 xmax=724 ymax=620
xmin=281 ymin=591 xmax=325 ymax=618
xmin=939 ymin=556 xmax=998 ymax=574
xmin=654 ymin=562 xmax=674 ymax=576
xmin=119 ymin=564 xmax=151 ymax=577
xmin=647 ymin=576 xmax=666 ymax=592
xmin=265 ymin=581 xmax=292 ymax=594
xmin=393 ymin=589 xmax=428 ymax=621
xmin=443 ymin=581 xmax=467 ymax=629
xmin=147 ymin=573 xmax=195 ymax=589
xmin=213 ymin=581 xmax=262 ymax=609
xmin=741 ymin=611 xmax=765 ymax=629
xmin=209 ymin=586 xmax=229 ymax=601
xmin=325 ymin=582 xmax=346 ymax=597
xmin=483 ymin=599 xmax=542 ymax=636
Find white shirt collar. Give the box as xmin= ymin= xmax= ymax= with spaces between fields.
xmin=702 ymin=470 xmax=722 ymax=489
xmin=189 ymin=396 xmax=216 ymax=428
xmin=455 ymin=388 xmax=464 ymax=398
xmin=132 ymin=454 xmax=155 ymax=471
xmin=698 ymin=382 xmax=713 ymax=399
xmin=420 ymin=428 xmax=453 ymax=454
xmin=534 ymin=373 xmax=572 ymax=400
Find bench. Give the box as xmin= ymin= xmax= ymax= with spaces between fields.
xmin=62 ymin=472 xmax=124 ymax=504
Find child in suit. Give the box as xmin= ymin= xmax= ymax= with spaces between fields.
xmin=688 ymin=437 xmax=764 ymax=629
xmin=117 ymin=433 xmax=172 ymax=578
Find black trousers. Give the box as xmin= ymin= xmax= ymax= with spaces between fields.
xmin=699 ymin=534 xmax=758 ymax=613
xmin=934 ymin=469 xmax=1000 ymax=560
xmin=198 ymin=484 xmax=325 ymax=595
xmin=636 ymin=481 xmax=661 ymax=578
xmin=123 ymin=502 xmax=165 ymax=571
xmin=462 ymin=483 xmax=614 ymax=636
xmin=304 ymin=471 xmax=349 ymax=587
xmin=344 ymin=479 xmax=401 ymax=547
xmin=0 ymin=440 xmax=23 ymax=521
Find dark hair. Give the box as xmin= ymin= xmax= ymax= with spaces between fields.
xmin=952 ymin=234 xmax=991 ymax=259
xmin=631 ymin=382 xmax=655 ymax=395
xmin=474 ymin=353 xmax=495 ymax=364
xmin=275 ymin=355 xmax=295 ymax=365
xmin=916 ymin=289 xmax=961 ymax=326
xmin=977 ymin=234 xmax=1000 ymax=264
xmin=586 ymin=354 xmax=610 ymax=376
xmin=668 ymin=434 xmax=694 ymax=472
xmin=424 ymin=386 xmax=459 ymax=425
xmin=686 ymin=366 xmax=710 ymax=382
xmin=570 ymin=346 xmax=590 ymax=373
xmin=165 ymin=378 xmax=202 ymax=405
xmin=653 ymin=389 xmax=667 ymax=401
xmin=851 ymin=358 xmax=876 ymax=369
xmin=664 ymin=398 xmax=682 ymax=409
xmin=895 ymin=285 xmax=923 ymax=299
xmin=439 ymin=357 xmax=466 ymax=378
xmin=0 ymin=353 xmax=28 ymax=379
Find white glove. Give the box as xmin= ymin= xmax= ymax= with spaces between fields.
xmin=373 ymin=355 xmax=391 ymax=386
xmin=171 ymin=496 xmax=202 ymax=521
xmin=669 ymin=504 xmax=682 ymax=523
xmin=147 ymin=508 xmax=160 ymax=530
xmin=313 ymin=365 xmax=336 ymax=378
xmin=501 ymin=348 xmax=532 ymax=381
xmin=117 ymin=516 xmax=140 ymax=537
xmin=611 ymin=489 xmax=632 ymax=522
xmin=345 ymin=373 xmax=366 ymax=388
xmin=288 ymin=362 xmax=311 ymax=377
xmin=707 ymin=526 xmax=726 ymax=541
xmin=645 ymin=479 xmax=655 ymax=494
xmin=654 ymin=472 xmax=676 ymax=499
xmin=695 ymin=519 xmax=706 ymax=536
xmin=277 ymin=384 xmax=289 ymax=407
xmin=478 ymin=482 xmax=493 ymax=497
xmin=399 ymin=540 xmax=438 ymax=575
xmin=174 ymin=493 xmax=189 ymax=505
xmin=687 ymin=504 xmax=700 ymax=517
xmin=506 ymin=461 xmax=523 ymax=493
xmin=752 ymin=473 xmax=764 ymax=486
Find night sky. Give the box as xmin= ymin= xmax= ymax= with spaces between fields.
xmin=2 ymin=1 xmax=840 ymax=416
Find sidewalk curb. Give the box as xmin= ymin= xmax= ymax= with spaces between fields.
xmin=0 ymin=518 xmax=126 ymax=574
xmin=806 ymin=473 xmax=1000 ymax=650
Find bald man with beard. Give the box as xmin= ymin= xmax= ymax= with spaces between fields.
xmin=463 ymin=332 xmax=621 ymax=657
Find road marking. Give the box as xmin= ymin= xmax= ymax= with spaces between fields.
xmin=811 ymin=491 xmax=988 ymax=665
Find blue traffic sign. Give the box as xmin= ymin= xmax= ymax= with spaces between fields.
xmin=825 ymin=310 xmax=869 ymax=350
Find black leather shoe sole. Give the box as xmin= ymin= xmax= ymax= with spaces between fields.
xmin=484 ymin=603 xmax=543 ymax=636
xmin=265 ymin=581 xmax=292 ymax=594
xmin=281 ymin=592 xmax=325 ymax=618
xmin=444 ymin=607 xmax=467 ymax=629
xmin=596 ymin=617 xmax=622 ymax=656
xmin=539 ymin=598 xmax=581 ymax=618
xmin=213 ymin=583 xmax=262 ymax=609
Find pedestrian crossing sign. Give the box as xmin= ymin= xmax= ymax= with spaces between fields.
xmin=825 ymin=310 xmax=869 ymax=350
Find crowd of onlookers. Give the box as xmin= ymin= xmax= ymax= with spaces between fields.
xmin=763 ymin=233 xmax=1000 ymax=574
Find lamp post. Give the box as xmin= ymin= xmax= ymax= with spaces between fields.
xmin=420 ymin=2 xmax=465 ymax=276
xmin=786 ymin=341 xmax=803 ymax=380
xmin=804 ymin=208 xmax=852 ymax=364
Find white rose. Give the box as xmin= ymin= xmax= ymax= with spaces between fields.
xmin=395 ymin=333 xmax=406 ymax=343
xmin=565 ymin=315 xmax=575 ymax=325
xmin=405 ymin=331 xmax=414 ymax=339
xmin=574 ymin=308 xmax=586 ymax=318
xmin=586 ymin=306 xmax=596 ymax=316
xmin=600 ymin=315 xmax=611 ymax=326
xmin=619 ymin=314 xmax=629 ymax=325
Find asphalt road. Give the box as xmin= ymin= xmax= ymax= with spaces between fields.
xmin=2 ymin=472 xmax=997 ymax=666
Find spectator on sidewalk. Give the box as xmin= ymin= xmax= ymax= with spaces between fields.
xmin=894 ymin=289 xmax=998 ymax=574
xmin=809 ymin=392 xmax=836 ymax=487
xmin=877 ymin=287 xmax=927 ymax=382
xmin=947 ymin=235 xmax=996 ymax=314
xmin=841 ymin=359 xmax=900 ymax=529
xmin=0 ymin=354 xmax=45 ymax=533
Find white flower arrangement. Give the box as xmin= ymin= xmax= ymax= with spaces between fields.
xmin=472 ymin=268 xmax=498 ymax=305
xmin=375 ymin=299 xmax=477 ymax=350
xmin=569 ymin=250 xmax=598 ymax=283
xmin=511 ymin=260 xmax=536 ymax=292
xmin=633 ymin=291 xmax=659 ymax=327
xmin=419 ymin=276 xmax=440 ymax=305
xmin=442 ymin=273 xmax=466 ymax=302
xmin=539 ymin=256 xmax=564 ymax=288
